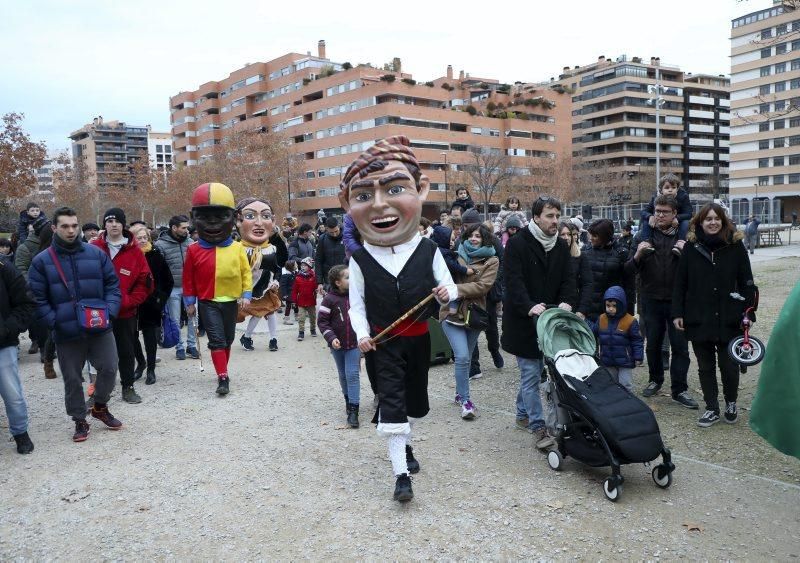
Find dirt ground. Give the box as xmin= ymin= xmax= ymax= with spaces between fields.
xmin=0 ymin=258 xmax=798 ymax=559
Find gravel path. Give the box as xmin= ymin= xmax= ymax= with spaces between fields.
xmin=1 ymin=258 xmax=799 ymax=559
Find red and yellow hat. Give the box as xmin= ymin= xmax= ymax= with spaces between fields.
xmin=191 ymin=182 xmax=235 ymax=209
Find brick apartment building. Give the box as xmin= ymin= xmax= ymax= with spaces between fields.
xmin=730 ymin=0 xmax=800 ymax=222
xmin=169 ymin=41 xmax=571 ymax=220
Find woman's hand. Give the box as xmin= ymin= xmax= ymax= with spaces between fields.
xmin=673 ymin=317 xmax=684 ymax=331
xmin=332 ymin=338 xmax=341 ymax=350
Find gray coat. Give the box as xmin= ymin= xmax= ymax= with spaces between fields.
xmin=14 ymin=232 xmax=40 ymax=279
xmin=154 ymin=230 xmax=191 ymax=289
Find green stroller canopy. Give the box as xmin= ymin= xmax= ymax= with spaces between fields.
xmin=535 ymin=308 xmax=597 ymax=359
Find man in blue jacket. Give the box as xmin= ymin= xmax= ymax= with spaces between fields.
xmin=28 ymin=207 xmax=124 ymax=443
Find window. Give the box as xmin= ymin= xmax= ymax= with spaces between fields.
xmin=777 ymin=23 xmax=788 ymax=35
xmin=760 ymin=84 xmax=771 ymax=95
xmin=774 ymin=137 xmax=785 ymax=148
xmin=777 ymin=43 xmax=788 ymax=55
xmin=156 ymin=144 xmax=163 ymax=151
xmin=789 ymin=173 xmax=800 ymax=184
xmin=792 ymin=118 xmax=800 ymax=128
xmin=760 ymin=103 xmax=770 ymax=114
xmin=774 ymin=175 xmax=785 ymax=184
xmin=790 ymin=136 xmax=800 ymax=146
xmin=774 ymin=156 xmax=784 ymax=166
xmin=165 ymin=146 xmax=171 ymax=153
xmin=776 ymin=81 xmax=786 ymax=92
xmin=759 ymin=140 xmax=770 ymax=150
xmin=776 ymin=100 xmax=787 ymax=111
xmin=776 ymin=62 xmax=786 ymax=73
xmin=759 ymin=176 xmax=770 ymax=186
xmin=759 ymin=122 xmax=770 ymax=132
xmin=762 ymin=29 xmax=773 ymax=40
xmin=775 ymin=119 xmax=786 ymax=130
xmin=790 ymin=155 xmax=800 ymax=165
xmin=793 ymin=39 xmax=800 ymax=50
xmin=792 ymin=59 xmax=800 ymax=70
xmin=761 ymin=47 xmax=772 ymax=58
xmin=759 ymin=158 xmax=769 ymax=168
xmin=760 ymin=66 xmax=771 ymax=77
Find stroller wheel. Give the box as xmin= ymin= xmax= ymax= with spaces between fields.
xmin=652 ymin=465 xmax=673 ymax=489
xmin=727 ymin=336 xmax=765 ymax=366
xmin=603 ymin=478 xmax=621 ymax=502
xmin=547 ymin=450 xmax=563 ymax=471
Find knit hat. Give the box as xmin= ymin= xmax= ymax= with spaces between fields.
xmin=32 ymin=215 xmax=50 ymax=236
xmin=191 ymin=182 xmax=235 ymax=209
xmin=82 ymin=222 xmax=100 ymax=232
xmin=506 ymin=215 xmax=523 ymax=230
xmin=570 ymin=217 xmax=584 ymax=231
xmin=103 ymin=207 xmax=126 ymax=226
xmin=338 ymin=136 xmax=420 ymax=202
xmin=300 ymin=256 xmax=314 ymax=268
xmin=461 ymin=208 xmax=482 ymax=227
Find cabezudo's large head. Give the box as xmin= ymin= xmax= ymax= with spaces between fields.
xmin=191 ymin=182 xmax=236 ymax=244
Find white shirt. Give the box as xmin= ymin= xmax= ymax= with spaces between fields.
xmin=348 ymin=233 xmax=457 ymax=342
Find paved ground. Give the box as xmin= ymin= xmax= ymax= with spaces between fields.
xmin=1 ymin=249 xmax=799 ymax=559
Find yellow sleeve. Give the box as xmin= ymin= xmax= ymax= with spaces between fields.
xmin=240 ymin=245 xmax=253 ymax=296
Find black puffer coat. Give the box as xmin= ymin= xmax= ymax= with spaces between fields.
xmin=0 ymin=260 xmax=35 ymax=348
xmin=582 ymin=242 xmax=634 ymax=319
xmin=138 ymin=247 xmax=174 ymax=328
xmin=672 ymin=230 xmax=755 ymax=343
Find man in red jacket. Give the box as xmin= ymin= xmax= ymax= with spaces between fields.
xmin=92 ymin=207 xmax=153 ymax=404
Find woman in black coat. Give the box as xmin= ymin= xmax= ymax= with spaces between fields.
xmin=672 ymin=203 xmax=755 ymax=429
xmin=559 ymin=221 xmax=593 ymax=318
xmin=582 ymin=219 xmax=634 ymax=321
xmin=131 ymin=225 xmax=174 ymax=385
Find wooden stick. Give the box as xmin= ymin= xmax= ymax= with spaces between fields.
xmin=372 ymin=293 xmax=436 ymax=344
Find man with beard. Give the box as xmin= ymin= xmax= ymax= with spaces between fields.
xmin=155 ymin=215 xmax=198 ymax=360
xmin=315 ymin=216 xmax=346 ymax=294
xmin=182 ymin=183 xmax=252 ymax=396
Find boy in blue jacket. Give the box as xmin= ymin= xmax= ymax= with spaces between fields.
xmin=588 ymin=286 xmax=643 ymax=392
xmin=640 ymin=173 xmax=692 ymax=256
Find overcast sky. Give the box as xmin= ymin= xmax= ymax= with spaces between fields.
xmin=0 ymin=0 xmax=769 ymax=153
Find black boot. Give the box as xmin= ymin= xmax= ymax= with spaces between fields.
xmin=393 ymin=473 xmax=413 ymax=502
xmin=216 ymin=377 xmax=230 ymax=395
xmin=13 ymin=431 xmax=34 ymax=454
xmin=406 ymin=444 xmax=420 ymax=474
xmin=145 ymin=369 xmax=156 ymax=385
xmin=347 ymin=404 xmax=359 ymax=428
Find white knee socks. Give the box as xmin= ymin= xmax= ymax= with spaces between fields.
xmin=266 ymin=314 xmax=278 ymax=339
xmin=244 ymin=316 xmax=260 ymax=338
xmin=387 ymin=434 xmax=408 ymax=476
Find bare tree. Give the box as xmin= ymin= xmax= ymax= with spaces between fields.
xmin=454 ymin=146 xmax=516 ymax=220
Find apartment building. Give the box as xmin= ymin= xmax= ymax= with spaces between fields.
xmin=554 ymin=55 xmax=730 ymax=202
xmin=147 ymin=131 xmax=174 ymax=173
xmin=35 ymin=155 xmax=57 ymax=200
xmin=169 ymin=41 xmax=571 ymax=218
xmin=68 ymin=117 xmax=150 ymax=189
xmin=730 ymin=1 xmax=800 ymax=221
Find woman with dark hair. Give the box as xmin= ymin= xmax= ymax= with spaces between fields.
xmin=440 ymin=223 xmax=499 ymax=420
xmin=559 ymin=220 xmax=593 ymax=318
xmin=582 ymin=218 xmax=633 ymax=321
xmin=672 ymin=203 xmax=755 ymax=428
xmin=493 ymin=196 xmax=528 ymax=235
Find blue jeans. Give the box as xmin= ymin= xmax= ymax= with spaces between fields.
xmin=168 ymin=288 xmax=196 ymax=351
xmin=331 ymin=347 xmax=361 ymax=404
xmin=0 ymin=346 xmax=29 ymax=436
xmin=441 ymin=321 xmax=481 ymax=402
xmin=515 ymin=356 xmax=545 ymax=431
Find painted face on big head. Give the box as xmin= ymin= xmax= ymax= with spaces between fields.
xmin=345 ymin=161 xmax=429 ymax=247
xmin=236 ymin=201 xmax=273 ymax=245
xmin=192 ymin=206 xmax=235 ymax=244
xmin=534 ymin=204 xmax=561 ymax=237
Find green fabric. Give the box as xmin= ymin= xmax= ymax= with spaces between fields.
xmin=535 ymin=308 xmax=596 ymax=359
xmin=456 ymin=241 xmax=495 ymax=264
xmin=750 ymin=280 xmax=800 ymax=460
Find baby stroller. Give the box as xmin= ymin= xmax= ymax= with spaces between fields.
xmin=536 ymin=308 xmax=675 ymax=502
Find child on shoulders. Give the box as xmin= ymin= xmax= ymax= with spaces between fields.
xmin=640 ymin=173 xmax=692 ymax=256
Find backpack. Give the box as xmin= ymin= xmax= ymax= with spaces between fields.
xmin=159 ymin=303 xmax=180 ymax=349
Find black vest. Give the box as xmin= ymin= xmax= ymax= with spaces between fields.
xmin=352 ymin=238 xmax=439 ymax=331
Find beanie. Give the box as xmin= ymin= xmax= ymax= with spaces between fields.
xmin=461 ymin=208 xmax=482 ymax=227
xmin=103 ymin=207 xmax=127 ymax=227
xmin=570 ymin=217 xmax=584 ymax=232
xmin=506 ymin=215 xmax=523 ymax=230
xmin=82 ymin=222 xmax=100 ymax=232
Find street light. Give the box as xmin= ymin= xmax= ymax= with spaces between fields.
xmin=440 ymin=151 xmax=449 ymax=208
xmin=647 ymin=67 xmax=665 ymax=196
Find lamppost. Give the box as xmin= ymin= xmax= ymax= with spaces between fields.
xmin=647 ymin=67 xmax=665 ymax=196
xmin=440 ymin=151 xmax=449 ymax=209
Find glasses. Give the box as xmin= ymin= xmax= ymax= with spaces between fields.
xmin=241 ymin=211 xmax=273 ymax=221
xmin=654 ymin=209 xmax=675 ymax=216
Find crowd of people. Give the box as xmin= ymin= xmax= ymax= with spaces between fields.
xmin=0 ymin=142 xmax=760 ymax=502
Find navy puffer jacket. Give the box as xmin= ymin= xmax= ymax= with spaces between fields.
xmin=588 ymin=286 xmax=643 ymax=369
xmin=28 ymin=237 xmax=121 ymax=343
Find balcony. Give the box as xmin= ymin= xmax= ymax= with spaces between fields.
xmin=95 ymin=145 xmax=127 ymax=154
xmin=688 ymin=137 xmax=714 ymax=147
xmin=93 ymin=135 xmax=126 ymax=142
xmin=689 ymin=109 xmax=715 ymax=119
xmin=690 ymin=166 xmax=714 ymax=174
xmin=689 ymin=152 xmax=715 ymax=160
xmin=689 ymin=123 xmax=714 ymax=133
xmin=689 ymin=95 xmax=714 ymax=106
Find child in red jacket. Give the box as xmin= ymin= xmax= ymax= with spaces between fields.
xmin=292 ymin=257 xmax=318 ymax=341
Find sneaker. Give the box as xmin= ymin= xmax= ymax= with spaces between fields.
xmin=240 ymin=335 xmax=255 ymax=351
xmin=187 ymin=347 xmax=200 ymax=360
xmin=393 ymin=474 xmax=413 ymax=502
xmin=672 ymin=391 xmax=699 ymax=409
xmin=297 ymin=331 xmax=304 ymax=341
xmin=469 ymin=372 xmax=483 ymax=380
xmin=642 ymin=381 xmax=662 ymax=397
xmin=405 ymin=445 xmax=420 ymax=474
xmin=268 ymin=338 xmax=278 ymax=352
xmin=515 ymin=418 xmax=533 ymax=433
xmin=13 ymin=431 xmax=34 ymax=454
xmin=282 ymin=316 xmax=294 ymax=325
xmin=444 ymin=314 xmax=465 ymax=327
xmin=155 ymin=356 xmax=162 ymax=364
xmin=461 ymin=400 xmax=476 ymax=420
xmin=697 ymin=410 xmax=720 ymax=428
xmin=454 ymin=393 xmax=463 ymax=405
xmin=121 ymin=386 xmax=142 ymax=404
xmin=91 ymin=405 xmax=123 ymax=429
xmin=310 ymin=329 xmax=317 ymax=337
xmin=216 ymin=377 xmax=230 ymax=396
xmin=73 ymin=420 xmax=90 ymax=442
xmin=491 ymin=350 xmax=505 ymax=369
xmin=176 ymin=348 xmax=186 ymax=361
xmin=533 ymin=427 xmax=556 ymax=450
xmin=724 ymin=401 xmax=738 ymax=424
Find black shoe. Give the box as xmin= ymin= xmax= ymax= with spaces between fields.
xmin=187 ymin=347 xmax=201 ymax=360
xmin=13 ymin=431 xmax=34 ymax=454
xmin=240 ymin=335 xmax=254 ymax=351
xmin=176 ymin=348 xmax=186 ymax=360
xmin=393 ymin=473 xmax=414 ymax=502
xmin=122 ymin=386 xmax=142 ymax=404
xmin=268 ymin=338 xmax=278 ymax=352
xmin=672 ymin=391 xmax=699 ymax=409
xmin=133 ymin=365 xmax=145 ymax=381
xmin=73 ymin=420 xmax=90 ymax=442
xmin=724 ymin=401 xmax=738 ymax=424
xmin=145 ymin=369 xmax=156 ymax=385
xmin=297 ymin=331 xmax=304 ymax=341
xmin=346 ymin=404 xmax=359 ymax=428
xmin=405 ymin=444 xmax=420 ymax=474
xmin=310 ymin=329 xmax=317 ymax=337
xmin=642 ymin=381 xmax=661 ymax=397
xmin=697 ymin=410 xmax=720 ymax=428
xmin=491 ymin=350 xmax=504 ymax=369
xmin=216 ymin=377 xmax=230 ymax=396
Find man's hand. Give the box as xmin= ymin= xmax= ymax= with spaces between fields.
xmin=332 ymin=338 xmax=341 ymax=350
xmin=317 ymin=284 xmax=325 ymax=296
xmin=648 ymin=216 xmax=656 ymax=227
xmin=185 ymin=304 xmax=196 ymax=318
xmin=466 ymin=267 xmax=475 ymax=276
xmin=358 ymin=337 xmax=376 ymax=353
xmin=558 ymin=302 xmax=572 ymax=312
xmin=240 ymin=298 xmax=251 ymax=308
xmin=635 ymin=241 xmax=653 ymax=260
xmin=673 ymin=317 xmax=684 ymax=331
xmin=432 ymin=285 xmax=450 ymax=302
xmin=529 ymin=303 xmax=546 ymax=317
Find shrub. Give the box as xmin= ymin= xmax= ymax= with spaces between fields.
xmin=401 ymin=78 xmax=417 ymax=85
xmin=342 ymin=62 xmax=353 ymax=70
xmin=486 ymin=101 xmax=497 ymax=112
xmin=465 ymin=105 xmax=477 ymax=116
xmin=517 ymin=112 xmax=530 ymax=120
xmin=381 ymin=74 xmax=396 ymax=82
xmin=302 ymin=77 xmax=311 ymax=85
xmin=441 ymin=82 xmax=454 ymax=91
xmin=425 ymin=81 xmax=434 ymax=87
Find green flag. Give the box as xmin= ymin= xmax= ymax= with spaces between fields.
xmin=750 ymin=279 xmax=800 ymax=459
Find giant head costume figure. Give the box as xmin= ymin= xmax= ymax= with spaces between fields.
xmin=339 ymin=136 xmax=429 ymax=247
xmin=235 ymin=197 xmax=274 ymax=247
xmin=191 ymin=182 xmax=236 ymax=244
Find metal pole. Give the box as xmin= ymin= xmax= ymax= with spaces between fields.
xmin=441 ymin=151 xmax=449 ymax=209
xmin=655 ymin=66 xmax=661 ymax=196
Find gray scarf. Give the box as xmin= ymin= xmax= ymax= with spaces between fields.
xmin=528 ymin=220 xmax=557 ymax=252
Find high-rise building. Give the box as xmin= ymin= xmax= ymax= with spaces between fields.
xmin=554 ymin=55 xmax=730 ymax=204
xmin=35 ymin=156 xmax=56 ymax=199
xmin=169 ymin=41 xmax=571 ymax=218
xmin=147 ymin=131 xmax=174 ymax=173
xmin=730 ymin=1 xmax=800 ymax=222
